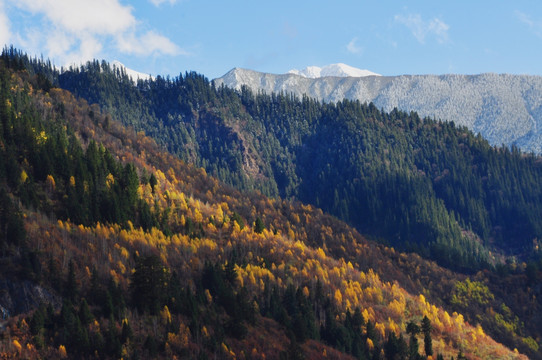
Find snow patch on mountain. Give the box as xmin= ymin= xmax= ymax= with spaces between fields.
xmin=288 ymin=63 xmax=381 ymax=78
xmin=111 ymin=60 xmax=153 ymax=82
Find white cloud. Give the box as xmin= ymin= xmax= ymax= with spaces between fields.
xmin=0 ymin=0 xmax=10 ymax=47
xmin=150 ymin=0 xmax=179 ymax=6
xmin=117 ymin=31 xmax=186 ymax=56
xmin=2 ymin=0 xmax=185 ymax=66
xmin=516 ymin=11 xmax=542 ymax=38
xmin=44 ymin=29 xmax=75 ymax=59
xmin=11 ymin=0 xmax=135 ymax=35
xmin=394 ymin=13 xmax=449 ymax=44
xmin=140 ymin=31 xmax=186 ymax=55
xmin=346 ymin=37 xmax=362 ymax=54
xmin=69 ymin=35 xmax=104 ymax=66
xmin=428 ymin=18 xmax=449 ymax=44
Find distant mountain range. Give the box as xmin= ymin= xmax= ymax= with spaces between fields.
xmin=214 ymin=67 xmax=542 ymax=154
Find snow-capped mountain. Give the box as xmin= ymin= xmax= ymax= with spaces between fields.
xmin=213 ymin=68 xmax=542 ymax=154
xmin=288 ymin=63 xmax=381 ymax=78
xmin=111 ymin=60 xmax=153 ymax=82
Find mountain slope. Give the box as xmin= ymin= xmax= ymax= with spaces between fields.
xmin=47 ymin=58 xmax=542 ymax=271
xmin=9 ymin=48 xmax=542 ymax=273
xmin=214 ymin=68 xmax=542 ymax=154
xmin=0 ymin=55 xmax=532 ymax=360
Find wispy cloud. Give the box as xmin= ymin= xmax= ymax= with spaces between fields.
xmin=2 ymin=0 xmax=186 ymax=65
xmin=346 ymin=37 xmax=362 ymax=54
xmin=150 ymin=0 xmax=179 ymax=6
xmin=394 ymin=13 xmax=449 ymax=44
xmin=516 ymin=10 xmax=542 ymax=38
xmin=117 ymin=31 xmax=187 ymax=56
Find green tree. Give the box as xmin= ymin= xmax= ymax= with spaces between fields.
xmin=254 ymin=216 xmax=265 ymax=234
xmin=64 ymin=260 xmax=79 ymax=302
xmin=130 ymin=255 xmax=169 ymax=314
xmin=421 ymin=316 xmax=433 ymax=356
xmin=0 ymin=188 xmax=26 ymax=250
xmin=78 ymin=298 xmax=93 ymax=327
xmin=406 ymin=320 xmax=421 ymax=360
xmin=149 ymin=173 xmax=157 ymax=194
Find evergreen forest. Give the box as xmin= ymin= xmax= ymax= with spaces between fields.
xmin=0 ymin=48 xmax=541 ymax=359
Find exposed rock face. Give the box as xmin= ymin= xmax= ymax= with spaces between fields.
xmin=0 ymin=279 xmax=60 ymax=318
xmin=214 ymin=69 xmax=542 ymax=154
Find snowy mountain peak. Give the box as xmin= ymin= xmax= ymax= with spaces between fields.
xmin=288 ymin=63 xmax=380 ymax=78
xmin=111 ymin=60 xmax=153 ymax=82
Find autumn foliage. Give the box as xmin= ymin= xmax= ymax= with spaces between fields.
xmin=0 ymin=54 xmax=533 ymax=359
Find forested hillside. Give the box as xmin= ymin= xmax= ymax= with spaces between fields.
xmin=0 ymin=47 xmax=542 ymax=358
xmin=6 ymin=49 xmax=542 ymax=275
xmin=0 ymin=50 xmax=540 ymax=359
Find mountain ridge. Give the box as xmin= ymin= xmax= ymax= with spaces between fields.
xmin=288 ymin=63 xmax=381 ymax=78
xmin=214 ymin=68 xmax=542 ymax=154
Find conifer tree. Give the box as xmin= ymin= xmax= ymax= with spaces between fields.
xmin=254 ymin=216 xmax=265 ymax=234
xmin=421 ymin=315 xmax=432 ymax=356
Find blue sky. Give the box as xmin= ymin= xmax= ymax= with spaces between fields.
xmin=1 ymin=0 xmax=542 ymax=79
